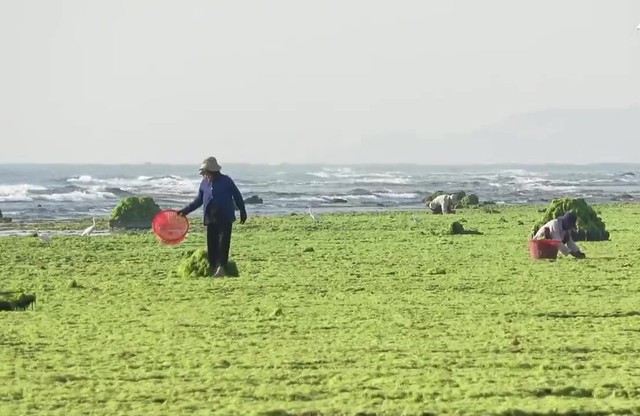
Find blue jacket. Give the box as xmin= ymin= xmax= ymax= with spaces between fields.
xmin=181 ymin=174 xmax=246 ymax=225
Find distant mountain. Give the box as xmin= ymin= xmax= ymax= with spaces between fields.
xmin=351 ymin=106 xmax=640 ymax=164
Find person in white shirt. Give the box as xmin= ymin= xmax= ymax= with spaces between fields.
xmin=533 ymin=212 xmax=586 ymax=259
xmin=427 ymin=194 xmax=458 ymax=214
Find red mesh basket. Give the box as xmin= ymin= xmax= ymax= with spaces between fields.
xmin=152 ymin=209 xmax=189 ymax=245
xmin=529 ymin=239 xmax=562 ymax=260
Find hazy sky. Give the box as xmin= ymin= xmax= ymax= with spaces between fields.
xmin=1 ymin=1 xmax=639 ymax=165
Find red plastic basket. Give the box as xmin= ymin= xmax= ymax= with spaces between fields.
xmin=152 ymin=209 xmax=190 ymax=245
xmin=529 ymin=239 xmax=562 ymax=260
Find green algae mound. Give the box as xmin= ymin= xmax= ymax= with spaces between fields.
xmin=531 ymin=198 xmax=609 ymax=242
xmin=109 ymin=196 xmax=161 ymax=229
xmin=178 ymin=249 xmax=239 ymax=278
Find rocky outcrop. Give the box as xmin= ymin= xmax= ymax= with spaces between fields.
xmin=0 ymin=209 xmax=11 ymax=223
xmin=244 ymin=195 xmax=263 ymax=204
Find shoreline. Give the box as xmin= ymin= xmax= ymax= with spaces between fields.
xmin=0 ymin=201 xmax=631 ymax=235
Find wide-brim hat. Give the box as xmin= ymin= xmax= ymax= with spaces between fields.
xmin=199 ymin=157 xmax=221 ymax=173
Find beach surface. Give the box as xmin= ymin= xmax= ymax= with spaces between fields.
xmin=1 ymin=204 xmax=639 ymax=415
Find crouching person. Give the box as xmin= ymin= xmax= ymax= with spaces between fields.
xmin=533 ymin=212 xmax=586 ymax=259
xmin=427 ymin=194 xmax=458 ymax=214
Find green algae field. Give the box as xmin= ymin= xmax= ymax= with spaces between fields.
xmin=2 ymin=204 xmax=640 ymax=415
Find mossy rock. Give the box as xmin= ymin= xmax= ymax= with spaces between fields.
xmin=449 ymin=221 xmax=483 ymax=236
xmin=108 ymin=196 xmax=161 ymax=230
xmin=453 ymin=191 xmax=466 ymax=201
xmin=531 ymin=198 xmax=609 ymax=242
xmin=450 ymin=221 xmax=465 ymax=235
xmin=178 ymin=248 xmax=240 ymax=278
xmin=460 ymin=194 xmax=480 ymax=206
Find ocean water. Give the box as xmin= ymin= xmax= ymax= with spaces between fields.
xmin=1 ymin=163 xmax=639 ymax=221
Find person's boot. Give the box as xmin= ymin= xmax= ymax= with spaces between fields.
xmin=213 ymin=265 xmax=225 ymax=277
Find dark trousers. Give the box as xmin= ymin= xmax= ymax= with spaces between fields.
xmin=206 ymin=221 xmax=233 ymax=269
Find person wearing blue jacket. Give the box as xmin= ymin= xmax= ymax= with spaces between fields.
xmin=178 ymin=157 xmax=247 ymax=277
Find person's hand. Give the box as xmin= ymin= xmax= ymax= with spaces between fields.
xmin=543 ymin=227 xmax=551 ymax=239
xmin=240 ymin=212 xmax=247 ymax=224
xmin=570 ymin=251 xmax=586 ymax=259
xmin=176 ymin=210 xmax=185 ymax=217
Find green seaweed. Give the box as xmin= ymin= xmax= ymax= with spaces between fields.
xmin=178 ymin=248 xmax=211 ymax=278
xmin=178 ymin=248 xmax=240 ymax=278
xmin=531 ymin=198 xmax=609 ymax=241
xmin=108 ymin=196 xmax=161 ymax=229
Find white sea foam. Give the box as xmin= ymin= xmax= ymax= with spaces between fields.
xmin=0 ymin=184 xmax=47 ymax=202
xmin=35 ymin=190 xmax=118 ymax=202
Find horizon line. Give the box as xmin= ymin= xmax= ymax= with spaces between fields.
xmin=2 ymin=161 xmax=640 ymax=167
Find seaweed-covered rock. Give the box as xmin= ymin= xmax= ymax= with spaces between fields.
xmin=450 ymin=221 xmax=465 ymax=234
xmin=108 ymin=196 xmax=161 ymax=229
xmin=178 ymin=248 xmax=239 ymax=278
xmin=453 ymin=191 xmax=466 ymax=202
xmin=460 ymin=194 xmax=480 ymax=207
xmin=449 ymin=221 xmax=483 ymax=235
xmin=531 ymin=198 xmax=609 ymax=241
xmin=616 ymin=193 xmax=634 ymax=201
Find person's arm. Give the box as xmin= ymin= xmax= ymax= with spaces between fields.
xmin=230 ymin=180 xmax=247 ymax=223
xmin=566 ymin=238 xmax=585 ymax=258
xmin=180 ymin=189 xmax=203 ymax=216
xmin=557 ymin=242 xmax=571 ymax=256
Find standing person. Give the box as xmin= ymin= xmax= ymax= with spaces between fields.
xmin=532 ymin=211 xmax=586 ymax=259
xmin=426 ymin=193 xmax=458 ymax=214
xmin=178 ymin=157 xmax=248 ymax=277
